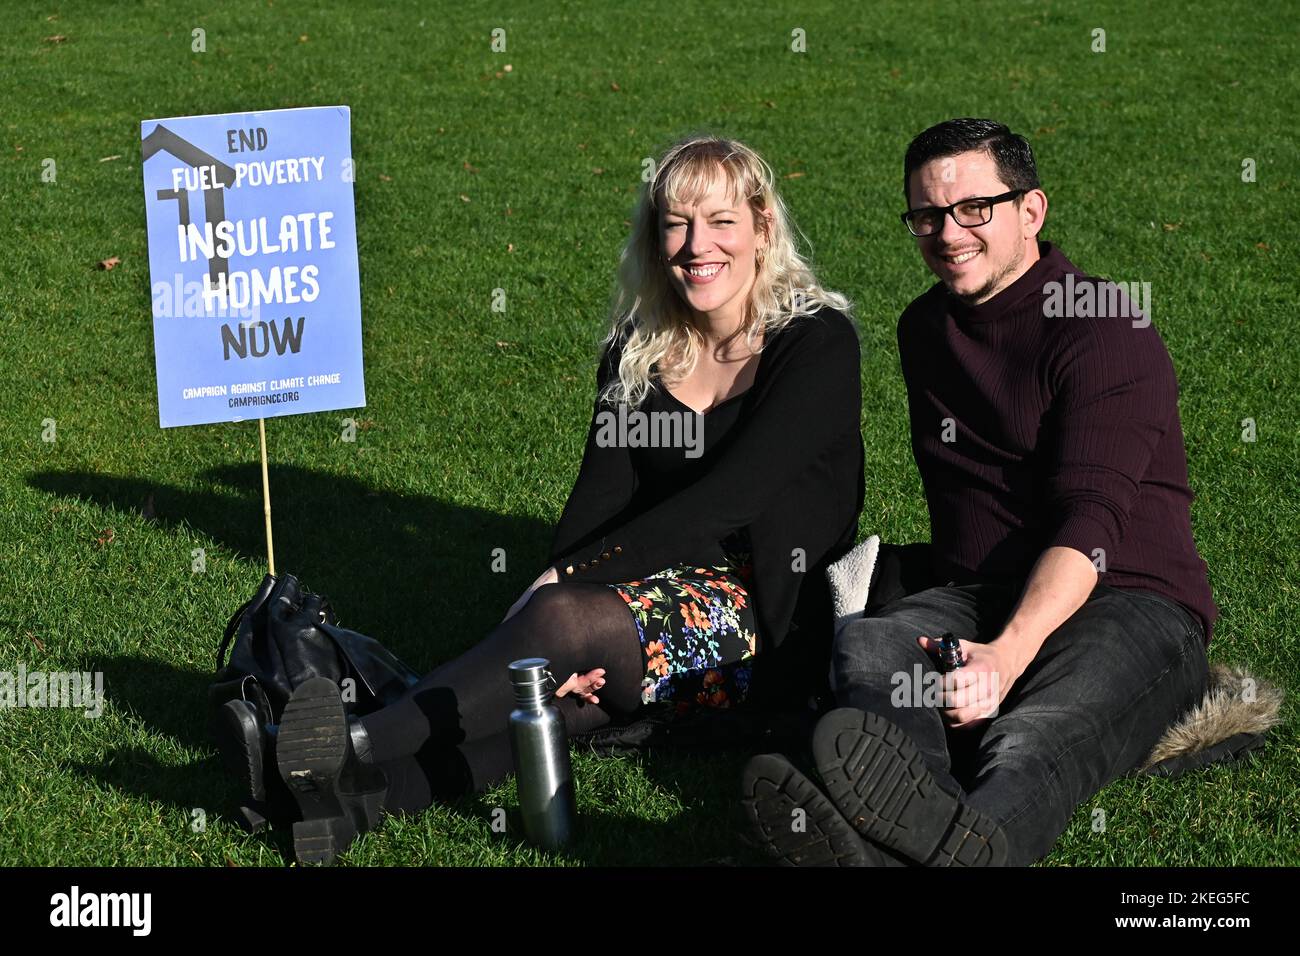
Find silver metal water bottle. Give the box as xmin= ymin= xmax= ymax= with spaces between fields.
xmin=507 ymin=657 xmax=575 ymax=850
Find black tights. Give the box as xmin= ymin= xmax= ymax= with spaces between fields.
xmin=358 ymin=582 xmax=644 ymax=812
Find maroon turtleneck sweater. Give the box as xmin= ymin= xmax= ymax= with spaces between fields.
xmin=898 ymin=241 xmax=1218 ymax=643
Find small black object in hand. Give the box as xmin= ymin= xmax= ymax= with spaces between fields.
xmin=937 ymin=632 xmax=964 ymax=672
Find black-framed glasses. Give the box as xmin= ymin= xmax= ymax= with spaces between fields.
xmin=900 ymin=189 xmax=1026 ymax=237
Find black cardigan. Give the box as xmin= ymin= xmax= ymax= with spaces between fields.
xmin=547 ymin=306 xmax=865 ymax=706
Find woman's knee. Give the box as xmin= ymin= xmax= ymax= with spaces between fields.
xmin=517 ymin=582 xmax=604 ymax=634
xmin=514 ymin=582 xmax=636 ymax=670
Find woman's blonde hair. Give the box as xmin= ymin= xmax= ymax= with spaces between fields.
xmin=597 ymin=134 xmax=852 ymax=407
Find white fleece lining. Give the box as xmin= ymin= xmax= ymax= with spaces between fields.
xmin=825 ymin=534 xmax=879 ymax=638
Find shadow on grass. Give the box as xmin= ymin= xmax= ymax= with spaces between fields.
xmin=67 ymin=654 xmax=291 ymax=860
xmin=28 ymin=463 xmax=554 ymax=668
xmin=69 ymin=741 xmax=297 ymax=865
xmin=480 ymin=747 xmax=772 ymax=866
xmin=556 ymin=741 xmax=797 ymax=866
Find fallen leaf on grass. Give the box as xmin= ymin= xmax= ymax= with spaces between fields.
xmin=610 ymin=82 xmax=621 ymax=92
xmin=98 ymin=256 xmax=121 ymax=270
xmin=378 ymin=173 xmax=392 ymax=182
xmin=496 ymin=340 xmax=513 ymax=349
xmin=459 ymin=193 xmax=471 ymax=203
xmin=95 ymin=528 xmax=115 ymax=546
xmin=783 ymin=171 xmax=806 ymax=180
xmin=44 ymin=34 xmax=67 ymax=44
xmin=463 ymin=161 xmax=479 ymax=174
xmin=27 ymin=631 xmax=46 ymax=653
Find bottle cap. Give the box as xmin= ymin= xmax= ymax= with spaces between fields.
xmin=508 ymin=658 xmax=559 ymax=704
xmin=508 ymin=658 xmax=552 ymax=687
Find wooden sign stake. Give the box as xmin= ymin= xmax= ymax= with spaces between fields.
xmin=258 ymin=417 xmax=276 ymax=577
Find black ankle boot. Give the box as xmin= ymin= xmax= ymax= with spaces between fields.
xmin=276 ymin=678 xmax=389 ymax=865
xmin=213 ymin=699 xmax=299 ymax=832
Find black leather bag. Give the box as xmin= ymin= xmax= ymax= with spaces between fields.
xmin=206 ymin=573 xmax=421 ymax=739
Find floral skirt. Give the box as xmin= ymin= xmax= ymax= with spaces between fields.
xmin=606 ymin=530 xmax=758 ymax=716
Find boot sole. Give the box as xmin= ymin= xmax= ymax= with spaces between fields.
xmin=813 ymin=708 xmax=1008 ymax=866
xmin=740 ymin=753 xmax=888 ymax=866
xmin=276 ymin=677 xmax=356 ymax=865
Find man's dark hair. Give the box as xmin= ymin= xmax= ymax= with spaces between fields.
xmin=903 ymin=118 xmax=1039 ymax=205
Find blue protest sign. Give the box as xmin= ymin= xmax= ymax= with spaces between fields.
xmin=141 ymin=105 xmax=365 ymax=428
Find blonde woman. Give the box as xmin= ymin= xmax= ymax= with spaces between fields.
xmin=220 ymin=135 xmax=865 ymax=864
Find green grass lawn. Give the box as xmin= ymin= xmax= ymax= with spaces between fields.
xmin=0 ymin=0 xmax=1295 ymax=866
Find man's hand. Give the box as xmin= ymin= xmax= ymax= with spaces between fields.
xmin=918 ymin=546 xmax=1098 ymax=728
xmin=917 ymin=635 xmax=1025 ymax=729
xmin=501 ymin=566 xmax=560 ymax=623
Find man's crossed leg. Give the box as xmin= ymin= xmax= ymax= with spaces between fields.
xmin=742 ymin=582 xmax=1209 ymax=866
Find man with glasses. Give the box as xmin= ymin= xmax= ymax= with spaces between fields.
xmin=742 ymin=118 xmax=1216 ymax=866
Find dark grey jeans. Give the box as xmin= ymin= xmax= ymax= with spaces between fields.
xmin=830 ymin=582 xmax=1210 ymax=865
